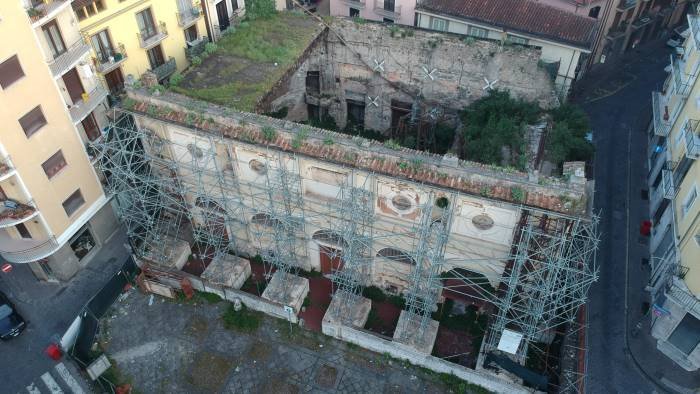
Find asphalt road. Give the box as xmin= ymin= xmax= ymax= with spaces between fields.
xmin=580 ymin=43 xmax=671 ymax=393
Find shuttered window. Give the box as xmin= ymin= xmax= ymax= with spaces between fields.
xmin=18 ymin=106 xmax=47 ymax=137
xmin=0 ymin=55 xmax=25 ymax=89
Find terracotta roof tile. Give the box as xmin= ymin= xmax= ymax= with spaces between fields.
xmin=418 ymin=0 xmax=598 ymax=49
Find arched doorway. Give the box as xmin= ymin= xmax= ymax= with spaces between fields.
xmin=312 ymin=229 xmax=347 ymax=274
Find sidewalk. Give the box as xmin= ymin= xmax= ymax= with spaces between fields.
xmin=0 ymin=228 xmax=130 ymax=394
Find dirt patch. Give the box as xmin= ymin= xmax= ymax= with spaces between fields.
xmin=344 ymin=351 xmax=388 ymax=373
xmin=186 ymin=351 xmax=233 ymax=392
xmin=261 ymin=380 xmax=300 ymax=393
xmin=314 ymin=364 xmax=338 ymax=388
xmin=184 ymin=314 xmax=209 ymax=341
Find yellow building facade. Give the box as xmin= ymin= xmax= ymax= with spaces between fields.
xmin=74 ymin=0 xmax=207 ymax=93
xmin=0 ymin=0 xmax=120 ymax=280
xmin=647 ymin=14 xmax=700 ymax=371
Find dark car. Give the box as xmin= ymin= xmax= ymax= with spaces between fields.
xmin=0 ymin=291 xmax=26 ymax=340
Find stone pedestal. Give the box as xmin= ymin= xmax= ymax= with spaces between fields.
xmin=322 ymin=291 xmax=371 ymax=336
xmin=392 ymin=310 xmax=440 ymax=354
xmin=142 ymin=236 xmax=191 ymax=270
xmin=261 ymin=271 xmax=309 ymax=313
xmin=201 ymin=254 xmax=251 ymax=289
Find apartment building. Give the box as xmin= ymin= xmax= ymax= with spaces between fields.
xmin=647 ymin=14 xmax=700 ymax=371
xmin=73 ymin=0 xmax=208 ymax=95
xmin=0 ymin=0 xmax=120 ymax=281
xmin=597 ymin=0 xmax=689 ymax=64
xmin=414 ymin=0 xmax=598 ymax=97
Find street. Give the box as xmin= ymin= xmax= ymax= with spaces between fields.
xmin=0 ymin=230 xmax=128 ymax=394
xmin=580 ymin=40 xmax=700 ymax=393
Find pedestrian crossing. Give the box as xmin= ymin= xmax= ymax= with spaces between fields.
xmin=23 ymin=362 xmax=87 ymax=394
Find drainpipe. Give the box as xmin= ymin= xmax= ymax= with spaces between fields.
xmin=201 ymin=0 xmax=214 ymax=42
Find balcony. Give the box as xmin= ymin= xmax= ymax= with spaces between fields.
xmin=342 ymin=0 xmax=366 ymax=8
xmin=137 ymin=22 xmax=168 ymax=49
xmin=652 ymin=91 xmax=672 ymax=137
xmin=670 ymin=54 xmax=695 ymax=98
xmin=683 ymin=119 xmax=700 ymax=159
xmin=94 ymin=43 xmax=127 ymax=74
xmin=0 ymin=156 xmax=17 ymax=182
xmin=185 ymin=38 xmax=207 ymax=60
xmin=689 ymin=15 xmax=700 ymax=48
xmin=26 ymin=0 xmax=71 ymax=28
xmin=0 ymin=232 xmax=60 ymax=264
xmin=0 ymin=199 xmax=38 ymax=229
xmin=152 ymin=57 xmax=177 ymax=81
xmin=631 ymin=14 xmax=653 ymax=29
xmin=177 ymin=5 xmax=202 ymax=27
xmin=616 ymin=0 xmax=637 ymax=11
xmin=69 ymin=85 xmax=109 ymax=124
xmin=661 ymin=161 xmax=676 ymax=199
xmin=374 ymin=0 xmax=402 ymax=18
xmin=48 ymin=37 xmax=90 ymax=78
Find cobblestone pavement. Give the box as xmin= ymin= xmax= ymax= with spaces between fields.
xmin=100 ymin=289 xmax=464 ymax=394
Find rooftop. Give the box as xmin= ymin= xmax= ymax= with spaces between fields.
xmin=173 ymin=13 xmax=324 ymax=112
xmin=122 ymin=89 xmax=590 ymax=217
xmin=417 ymin=0 xmax=598 ymax=49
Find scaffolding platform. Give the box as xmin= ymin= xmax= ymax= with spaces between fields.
xmin=262 ymin=271 xmax=309 ymax=313
xmin=393 ymin=310 xmax=439 ymax=354
xmin=142 ymin=236 xmax=191 ymax=270
xmin=201 ymin=254 xmax=251 ymax=289
xmin=322 ymin=291 xmax=371 ymax=330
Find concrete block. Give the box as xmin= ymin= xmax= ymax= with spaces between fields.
xmin=201 ymin=254 xmax=251 ymax=289
xmin=261 ymin=271 xmax=309 ymax=314
xmin=142 ymin=236 xmax=191 ymax=270
xmin=322 ymin=291 xmax=371 ymax=330
xmin=393 ymin=310 xmax=439 ymax=354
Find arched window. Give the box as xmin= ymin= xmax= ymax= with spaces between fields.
xmin=312 ymin=229 xmax=348 ymax=248
xmin=195 ymin=197 xmax=226 ymax=215
xmin=251 ymin=213 xmax=281 ymax=227
xmin=376 ymin=248 xmax=416 ymax=265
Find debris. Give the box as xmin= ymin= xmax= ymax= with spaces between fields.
xmin=148 ymin=294 xmax=154 ymax=306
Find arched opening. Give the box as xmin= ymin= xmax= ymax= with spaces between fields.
xmin=588 ymin=6 xmax=600 ymax=18
xmin=250 ymin=212 xmax=281 ymax=227
xmin=312 ymin=229 xmax=347 ymax=274
xmin=376 ymin=247 xmax=416 ymax=265
xmin=312 ymin=229 xmax=348 ymax=248
xmin=435 ymin=196 xmax=449 ymax=209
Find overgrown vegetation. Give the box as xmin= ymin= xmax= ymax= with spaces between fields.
xmin=362 ymin=286 xmax=386 ymax=302
xmin=246 ymin=0 xmax=277 ymax=20
xmin=460 ymin=90 xmax=593 ymax=172
xmin=222 ymin=304 xmax=261 ymax=332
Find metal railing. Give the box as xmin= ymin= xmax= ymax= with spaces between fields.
xmin=48 ymin=37 xmax=90 ymax=78
xmin=661 ymin=161 xmax=676 ymax=199
xmin=374 ymin=0 xmax=401 ymax=16
xmin=684 ymin=119 xmax=700 ymax=159
xmin=670 ymin=54 xmax=692 ymax=98
xmin=177 ymin=5 xmax=202 ymax=27
xmin=342 ymin=0 xmax=366 ymax=7
xmin=185 ymin=38 xmax=207 ymax=60
xmin=27 ymin=0 xmax=70 ymax=26
xmin=69 ymin=85 xmax=109 ymax=124
xmin=0 ymin=155 xmax=16 ymax=181
xmin=652 ymin=91 xmax=671 ymax=137
xmin=617 ymin=0 xmax=637 ymax=10
xmin=94 ymin=43 xmax=127 ymax=74
xmin=0 ymin=199 xmax=37 ymax=229
xmin=689 ymin=15 xmax=700 ymax=48
xmin=0 ymin=235 xmax=60 ymax=264
xmin=152 ymin=57 xmax=177 ymax=81
xmin=137 ymin=22 xmax=168 ymax=48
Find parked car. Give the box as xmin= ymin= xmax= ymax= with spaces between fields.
xmin=0 ymin=291 xmax=26 ymax=340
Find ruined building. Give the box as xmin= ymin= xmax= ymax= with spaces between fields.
xmin=93 ymin=15 xmax=598 ymax=391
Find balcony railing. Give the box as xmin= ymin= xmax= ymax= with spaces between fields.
xmin=631 ymin=13 xmax=653 ymax=29
xmin=185 ymin=38 xmax=207 ymax=60
xmin=670 ymin=54 xmax=694 ymax=98
xmin=652 ymin=91 xmax=671 ymax=137
xmin=94 ymin=43 xmax=127 ymax=74
xmin=152 ymin=57 xmax=177 ymax=81
xmin=661 ymin=161 xmax=676 ymax=199
xmin=137 ymin=22 xmax=168 ymax=49
xmin=342 ymin=0 xmax=366 ymax=8
xmin=48 ymin=37 xmax=90 ymax=78
xmin=177 ymin=5 xmax=202 ymax=27
xmin=617 ymin=0 xmax=637 ymax=11
xmin=69 ymin=85 xmax=109 ymax=124
xmin=689 ymin=15 xmax=700 ymax=48
xmin=684 ymin=119 xmax=700 ymax=159
xmin=0 ymin=199 xmax=38 ymax=229
xmin=374 ymin=0 xmax=402 ymax=17
xmin=0 ymin=232 xmax=60 ymax=264
xmin=27 ymin=0 xmax=71 ymax=27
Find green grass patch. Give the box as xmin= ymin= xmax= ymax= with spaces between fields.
xmin=222 ymin=304 xmax=261 ymax=332
xmin=362 ymin=286 xmax=386 ymax=302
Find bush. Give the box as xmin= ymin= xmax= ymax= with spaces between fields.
xmin=222 ymin=304 xmax=261 ymax=332
xmin=303 ymin=296 xmax=311 ymax=308
xmin=204 ymin=42 xmax=218 ymax=55
xmin=169 ymin=72 xmax=183 ymax=87
xmin=246 ymin=0 xmax=276 ymax=20
xmin=262 ymin=126 xmax=277 ymax=141
xmin=191 ymin=56 xmax=202 ymax=66
xmin=545 ymin=104 xmax=594 ymax=168
xmin=362 ymin=286 xmax=386 ymax=302
xmin=197 ymin=291 xmax=222 ymax=304
xmin=387 ymin=294 xmax=406 ymax=309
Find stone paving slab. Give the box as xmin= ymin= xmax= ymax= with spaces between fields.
xmin=100 ymin=289 xmax=476 ymax=393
